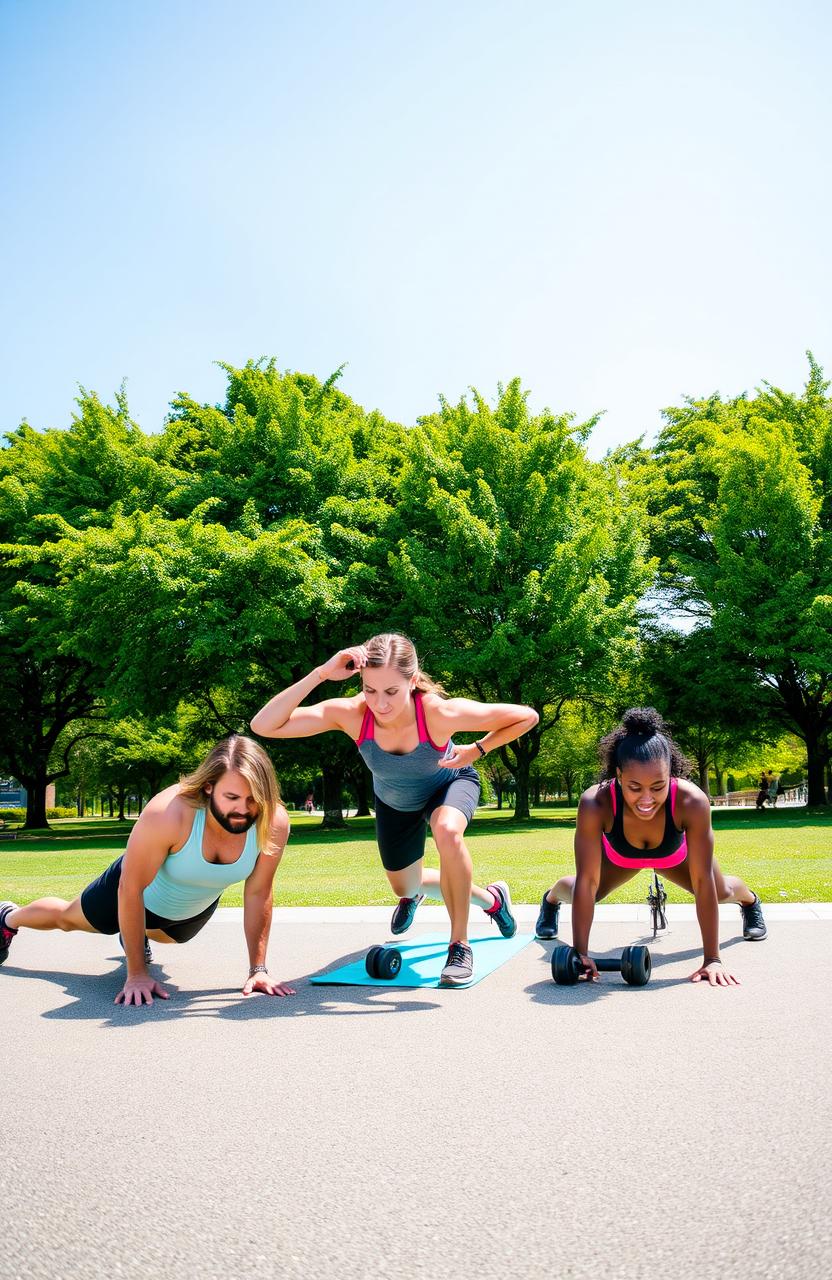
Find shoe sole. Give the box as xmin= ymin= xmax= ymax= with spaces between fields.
xmin=488 ymin=880 xmax=517 ymax=938
xmin=439 ymin=973 xmax=474 ymax=987
xmin=390 ymin=894 xmax=425 ymax=936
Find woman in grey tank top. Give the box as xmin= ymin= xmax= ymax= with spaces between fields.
xmin=251 ymin=633 xmax=538 ymax=986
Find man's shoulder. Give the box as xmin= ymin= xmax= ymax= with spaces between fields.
xmin=136 ymin=787 xmax=197 ymax=840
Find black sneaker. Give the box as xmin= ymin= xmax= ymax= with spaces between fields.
xmin=0 ymin=901 xmax=19 ymax=965
xmin=440 ymin=941 xmax=474 ymax=986
xmin=740 ymin=893 xmax=767 ymax=940
xmin=390 ymin=893 xmax=425 ymax=936
xmin=119 ymin=932 xmax=154 ymax=965
xmin=535 ymin=891 xmax=560 ymax=939
xmin=484 ymin=881 xmax=517 ymax=938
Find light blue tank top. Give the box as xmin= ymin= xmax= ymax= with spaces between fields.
xmin=143 ymin=807 xmax=261 ymax=921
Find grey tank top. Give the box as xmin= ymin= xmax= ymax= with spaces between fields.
xmin=356 ymin=691 xmax=460 ymax=811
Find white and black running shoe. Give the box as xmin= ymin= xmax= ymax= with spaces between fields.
xmin=440 ymin=941 xmax=474 ymax=987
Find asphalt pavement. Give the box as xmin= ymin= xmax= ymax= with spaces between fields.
xmin=2 ymin=905 xmax=830 ymax=1280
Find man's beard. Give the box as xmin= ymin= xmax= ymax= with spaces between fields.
xmin=208 ymin=793 xmax=257 ymax=834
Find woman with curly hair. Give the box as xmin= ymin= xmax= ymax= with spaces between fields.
xmin=535 ymin=707 xmax=767 ymax=986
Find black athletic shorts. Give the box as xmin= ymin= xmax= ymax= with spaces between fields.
xmin=79 ymin=855 xmax=220 ymax=942
xmin=373 ymin=767 xmax=481 ymax=872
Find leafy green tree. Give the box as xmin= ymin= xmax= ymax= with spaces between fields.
xmin=534 ymin=705 xmax=602 ymax=803
xmin=0 ymin=390 xmax=174 ymax=827
xmin=643 ymin=627 xmax=777 ymax=797
xmin=388 ymin=380 xmax=652 ymax=818
xmin=639 ymin=357 xmax=832 ymax=803
xmin=150 ymin=362 xmax=408 ymax=826
xmin=480 ymin=754 xmax=514 ymax=810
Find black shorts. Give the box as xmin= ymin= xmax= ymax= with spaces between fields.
xmin=373 ymin=767 xmax=481 ymax=872
xmin=79 ymin=856 xmax=220 ymax=942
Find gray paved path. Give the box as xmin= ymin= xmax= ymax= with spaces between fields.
xmin=2 ymin=908 xmax=830 ymax=1279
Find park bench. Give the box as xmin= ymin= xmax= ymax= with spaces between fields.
xmin=712 ymin=789 xmax=759 ymax=807
xmin=712 ymin=785 xmax=804 ymax=807
xmin=0 ymin=820 xmax=18 ymax=841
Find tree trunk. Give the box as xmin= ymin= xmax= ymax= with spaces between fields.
xmin=495 ymin=780 xmax=503 ymax=809
xmin=350 ymin=767 xmax=371 ymax=817
xmin=774 ymin=669 xmax=830 ymax=806
xmin=117 ymin=784 xmax=126 ymax=822
xmin=320 ymin=762 xmax=347 ymax=829
xmin=805 ymin=732 xmax=826 ymax=806
xmin=695 ymin=751 xmax=711 ymax=798
xmin=501 ymin=724 xmax=541 ymax=822
xmin=20 ymin=768 xmax=50 ymax=829
xmin=714 ymin=761 xmax=725 ymax=796
xmin=512 ymin=761 xmax=531 ymax=821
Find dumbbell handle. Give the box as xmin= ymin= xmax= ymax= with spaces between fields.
xmin=583 ymin=956 xmax=621 ymax=972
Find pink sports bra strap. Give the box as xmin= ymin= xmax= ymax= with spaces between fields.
xmin=414 ymin=690 xmax=449 ymax=751
xmin=609 ymin=779 xmax=617 ymax=816
xmin=414 ymin=690 xmax=429 ymax=743
xmin=356 ymin=705 xmax=375 ymax=746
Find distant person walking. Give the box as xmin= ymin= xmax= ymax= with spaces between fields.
xmin=768 ymin=772 xmax=780 ymax=808
xmin=755 ymin=772 xmax=769 ymax=811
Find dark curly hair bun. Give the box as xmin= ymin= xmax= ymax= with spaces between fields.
xmin=621 ymin=707 xmax=666 ymax=737
xmin=597 ymin=705 xmax=690 ymax=780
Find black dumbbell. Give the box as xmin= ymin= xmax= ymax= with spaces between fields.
xmin=551 ymin=944 xmax=651 ymax=987
xmin=365 ymin=945 xmax=402 ymax=980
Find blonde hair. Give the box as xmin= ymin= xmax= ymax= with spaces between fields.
xmin=363 ymin=632 xmax=447 ymax=697
xmin=179 ymin=735 xmax=283 ymax=853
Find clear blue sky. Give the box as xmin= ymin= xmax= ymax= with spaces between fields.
xmin=2 ymin=0 xmax=830 ymax=455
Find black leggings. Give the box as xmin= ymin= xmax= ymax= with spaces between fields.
xmin=373 ymin=769 xmax=481 ymax=871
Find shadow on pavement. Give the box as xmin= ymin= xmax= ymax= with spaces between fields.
xmin=526 ymin=936 xmax=745 ymax=1003
xmin=2 ymin=955 xmax=442 ymax=1026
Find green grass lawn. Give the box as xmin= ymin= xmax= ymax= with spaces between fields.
xmin=3 ymin=806 xmax=831 ymax=906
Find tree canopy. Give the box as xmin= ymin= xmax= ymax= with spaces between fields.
xmin=5 ymin=354 xmax=832 ymax=825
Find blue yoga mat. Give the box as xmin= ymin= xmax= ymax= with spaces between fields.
xmin=310 ymin=930 xmax=533 ymax=988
